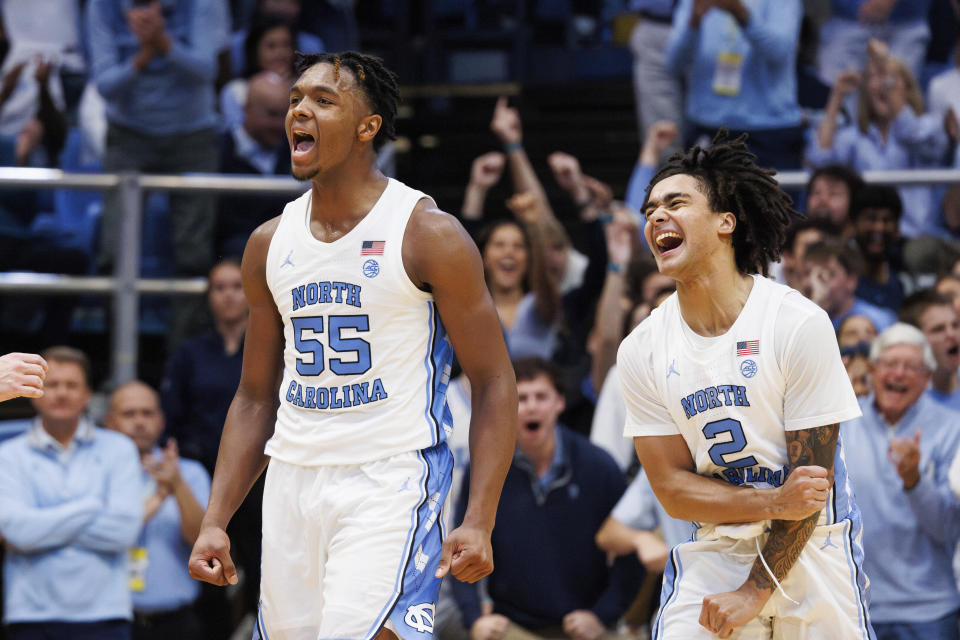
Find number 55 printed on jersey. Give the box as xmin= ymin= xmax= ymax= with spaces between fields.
xmin=702 ymin=418 xmax=758 ymax=469
xmin=291 ymin=315 xmax=372 ymax=375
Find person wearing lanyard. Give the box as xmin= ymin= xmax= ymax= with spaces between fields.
xmin=106 ymin=381 xmax=210 ymax=640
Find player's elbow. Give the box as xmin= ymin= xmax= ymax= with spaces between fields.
xmin=594 ymin=518 xmax=616 ymax=553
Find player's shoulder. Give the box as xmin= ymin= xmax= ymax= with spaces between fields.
xmin=407 ymin=197 xmax=468 ymax=243
xmin=777 ymin=282 xmax=834 ymax=332
xmin=754 ymin=277 xmax=829 ymax=329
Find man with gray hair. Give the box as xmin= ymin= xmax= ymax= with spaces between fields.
xmin=841 ymin=322 xmax=960 ymax=639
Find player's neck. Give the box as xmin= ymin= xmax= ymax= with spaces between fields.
xmin=675 ymin=270 xmax=754 ymax=337
xmin=307 ymin=169 xmax=389 ymax=241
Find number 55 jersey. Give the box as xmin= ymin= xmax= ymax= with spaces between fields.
xmin=617 ymin=275 xmax=863 ymax=538
xmin=264 ymin=178 xmax=453 ymax=466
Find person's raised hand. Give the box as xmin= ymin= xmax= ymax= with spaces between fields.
xmin=640 ymin=120 xmax=679 ymax=166
xmin=889 ymin=430 xmax=922 ymax=489
xmin=469 ymin=152 xmax=506 ymax=190
xmin=490 ymin=96 xmax=522 ymax=146
xmin=832 ymin=70 xmax=862 ymax=100
xmin=547 ymin=151 xmax=589 ymax=202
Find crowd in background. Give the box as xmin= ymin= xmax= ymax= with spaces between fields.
xmin=4 ymin=1 xmax=960 ymax=639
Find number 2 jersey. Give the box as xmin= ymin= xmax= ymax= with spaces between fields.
xmin=617 ymin=275 xmax=862 ymax=537
xmin=263 ymin=178 xmax=453 ymax=466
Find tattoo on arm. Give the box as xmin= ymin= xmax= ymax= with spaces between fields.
xmin=746 ymin=424 xmax=839 ymax=591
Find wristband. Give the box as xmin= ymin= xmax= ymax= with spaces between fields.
xmin=503 ymin=140 xmax=523 ymax=153
xmin=607 ymin=262 xmax=624 ymax=274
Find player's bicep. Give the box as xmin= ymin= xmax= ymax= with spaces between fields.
xmin=633 ymin=434 xmax=696 ymax=504
xmin=785 ymin=423 xmax=839 ymax=471
xmin=410 ymin=210 xmax=511 ymax=382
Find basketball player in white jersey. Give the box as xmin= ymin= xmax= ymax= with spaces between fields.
xmin=617 ymin=134 xmax=875 ymax=639
xmin=187 ymin=52 xmax=517 ymax=640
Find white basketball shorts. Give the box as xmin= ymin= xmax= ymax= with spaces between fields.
xmin=254 ymin=442 xmax=453 ymax=640
xmin=654 ymin=519 xmax=875 ymax=639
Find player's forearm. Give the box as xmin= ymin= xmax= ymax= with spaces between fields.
xmin=654 ymin=471 xmax=784 ymax=523
xmin=740 ymin=424 xmax=839 ymax=593
xmin=202 ymin=393 xmax=276 ymax=529
xmin=744 ymin=511 xmax=818 ymax=598
xmin=462 ymin=376 xmax=518 ymax=530
xmin=507 ymin=148 xmax=554 ymax=221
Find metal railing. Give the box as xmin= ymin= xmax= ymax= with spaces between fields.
xmin=0 ymin=169 xmax=306 ymax=384
xmin=0 ymin=166 xmax=959 ymax=383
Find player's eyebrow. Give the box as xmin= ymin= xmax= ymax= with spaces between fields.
xmin=642 ymin=191 xmax=688 ymax=215
xmin=289 ymin=83 xmax=339 ymax=97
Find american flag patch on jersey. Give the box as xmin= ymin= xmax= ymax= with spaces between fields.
xmin=361 ymin=240 xmax=385 ymax=255
xmin=736 ymin=340 xmax=759 ymax=356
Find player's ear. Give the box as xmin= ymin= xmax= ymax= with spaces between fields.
xmin=357 ymin=114 xmax=382 ymax=143
xmin=717 ymin=211 xmax=737 ymax=237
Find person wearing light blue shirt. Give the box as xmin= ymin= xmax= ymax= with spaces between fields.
xmin=86 ymin=0 xmax=231 ymax=279
xmin=840 ymin=324 xmax=960 ymax=639
xmin=105 ymin=380 xmax=210 ymax=640
xmin=665 ymin=0 xmax=804 ymax=169
xmin=0 ymin=346 xmax=143 ymax=640
xmin=817 ymin=0 xmax=932 ymax=89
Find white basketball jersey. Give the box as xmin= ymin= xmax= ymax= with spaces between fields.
xmin=264 ymin=178 xmax=453 ymax=466
xmin=618 ymin=275 xmax=862 ymax=536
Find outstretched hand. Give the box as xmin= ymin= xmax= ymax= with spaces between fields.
xmin=0 ymin=352 xmax=48 ymax=402
xmin=188 ymin=526 xmax=238 ymax=586
xmin=435 ymin=523 xmax=493 ymax=583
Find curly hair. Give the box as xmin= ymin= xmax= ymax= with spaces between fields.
xmin=645 ymin=131 xmax=801 ymax=276
xmin=293 ymin=51 xmax=400 ymax=150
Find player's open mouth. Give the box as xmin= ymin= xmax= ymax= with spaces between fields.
xmin=524 ymin=421 xmax=541 ymax=431
xmin=884 ymin=382 xmax=909 ymax=394
xmin=655 ymin=231 xmax=683 ymax=254
xmin=949 ymin=344 xmax=959 ymax=357
xmin=292 ymin=130 xmax=316 ymax=154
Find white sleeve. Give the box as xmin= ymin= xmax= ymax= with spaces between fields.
xmin=779 ymin=301 xmax=862 ymax=430
xmin=617 ymin=331 xmax=680 ymax=437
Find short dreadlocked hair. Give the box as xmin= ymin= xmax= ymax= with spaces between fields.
xmin=645 ymin=131 xmax=801 ymax=276
xmin=294 ymin=51 xmax=400 ymax=150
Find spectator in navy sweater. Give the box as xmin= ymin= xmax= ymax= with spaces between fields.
xmin=451 ymin=357 xmax=639 ymax=640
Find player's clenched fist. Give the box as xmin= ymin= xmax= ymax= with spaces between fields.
xmin=0 ymin=352 xmax=47 ymax=402
xmin=700 ymin=584 xmax=770 ymax=639
xmin=435 ymin=523 xmax=493 ymax=583
xmin=189 ymin=526 xmax=238 ymax=586
xmin=773 ymin=465 xmax=832 ymax=520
